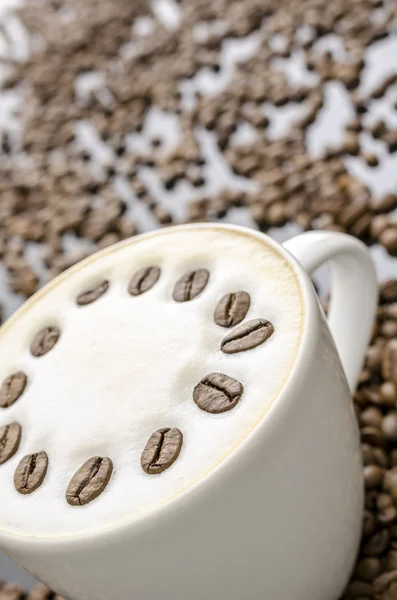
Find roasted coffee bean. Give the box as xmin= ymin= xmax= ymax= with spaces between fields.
xmin=0 ymin=422 xmax=22 ymax=465
xmin=361 ymin=426 xmax=385 ymax=446
xmin=0 ymin=583 xmax=25 ymax=600
xmin=362 ymin=528 xmax=390 ymax=556
xmin=361 ymin=407 xmax=383 ymax=428
xmin=0 ymin=372 xmax=27 ymax=408
xmin=345 ymin=579 xmax=373 ymax=597
xmin=14 ymin=452 xmax=48 ymax=494
xmin=384 ymin=468 xmax=397 ymax=502
xmin=381 ymin=320 xmax=397 ymax=339
xmin=364 ymin=465 xmax=384 ymax=489
xmin=172 ymin=269 xmax=209 ymax=302
xmin=382 ymin=340 xmax=397 ymax=383
xmin=380 ymin=382 xmax=397 ymax=405
xmin=380 ymin=227 xmax=397 ymax=256
xmin=383 ymin=413 xmax=397 ymax=442
xmin=193 ymin=373 xmax=243 ymax=414
xmin=141 ymin=428 xmax=183 ymax=474
xmin=76 ymin=280 xmax=109 ymax=305
xmin=354 ymin=556 xmax=381 ymax=581
xmin=221 ymin=318 xmax=274 ymax=354
xmin=373 ymin=570 xmax=397 ymax=600
xmin=31 ymin=326 xmax=60 ymax=357
xmin=214 ymin=291 xmax=250 ymax=327
xmin=380 ymin=281 xmax=397 ymax=302
xmin=128 ymin=266 xmax=161 ymax=296
xmin=66 ymin=457 xmax=113 ymax=506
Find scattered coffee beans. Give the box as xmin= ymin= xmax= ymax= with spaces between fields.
xmin=128 ymin=266 xmax=161 ymax=296
xmin=214 ymin=291 xmax=250 ymax=327
xmin=0 ymin=422 xmax=22 ymax=465
xmin=30 ymin=327 xmax=60 ymax=357
xmin=193 ymin=373 xmax=244 ymax=414
xmin=76 ymin=280 xmax=109 ymax=306
xmin=14 ymin=452 xmax=48 ymax=494
xmin=172 ymin=269 xmax=209 ymax=302
xmin=221 ymin=318 xmax=274 ymax=354
xmin=141 ymin=428 xmax=183 ymax=474
xmin=66 ymin=457 xmax=113 ymax=506
xmin=0 ymin=372 xmax=27 ymax=408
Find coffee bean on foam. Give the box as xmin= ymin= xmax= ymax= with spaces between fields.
xmin=0 ymin=228 xmax=302 ymax=536
xmin=76 ymin=280 xmax=109 ymax=306
xmin=214 ymin=291 xmax=250 ymax=327
xmin=0 ymin=372 xmax=27 ymax=408
xmin=0 ymin=422 xmax=22 ymax=465
xmin=128 ymin=266 xmax=161 ymax=296
xmin=14 ymin=452 xmax=48 ymax=494
xmin=141 ymin=428 xmax=183 ymax=474
xmin=30 ymin=326 xmax=60 ymax=357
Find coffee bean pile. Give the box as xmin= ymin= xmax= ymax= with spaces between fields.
xmin=0 ymin=582 xmax=64 ymax=600
xmin=0 ymin=0 xmax=396 ymax=597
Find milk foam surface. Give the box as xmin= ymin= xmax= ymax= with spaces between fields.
xmin=0 ymin=226 xmax=304 ymax=537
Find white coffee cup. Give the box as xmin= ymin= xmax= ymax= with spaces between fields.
xmin=0 ymin=224 xmax=377 ymax=600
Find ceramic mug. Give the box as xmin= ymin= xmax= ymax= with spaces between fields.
xmin=0 ymin=225 xmax=378 ymax=600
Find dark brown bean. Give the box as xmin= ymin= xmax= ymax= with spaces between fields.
xmin=0 ymin=422 xmax=22 ymax=465
xmin=214 ymin=291 xmax=250 ymax=327
xmin=172 ymin=269 xmax=209 ymax=302
xmin=380 ymin=382 xmax=397 ymax=405
xmin=362 ymin=528 xmax=390 ymax=555
xmin=221 ymin=318 xmax=274 ymax=354
xmin=66 ymin=457 xmax=113 ymax=506
xmin=364 ymin=465 xmax=384 ymax=489
xmin=14 ymin=452 xmax=48 ymax=494
xmin=31 ymin=327 xmax=60 ymax=357
xmin=76 ymin=280 xmax=109 ymax=305
xmin=382 ymin=340 xmax=397 ymax=383
xmin=128 ymin=266 xmax=161 ymax=296
xmin=354 ymin=556 xmax=381 ymax=581
xmin=141 ymin=428 xmax=183 ymax=474
xmin=373 ymin=570 xmax=397 ymax=599
xmin=363 ymin=510 xmax=377 ymax=537
xmin=193 ymin=373 xmax=243 ymax=414
xmin=380 ymin=281 xmax=397 ymax=303
xmin=0 ymin=372 xmax=27 ymax=408
xmin=383 ymin=413 xmax=397 ymax=442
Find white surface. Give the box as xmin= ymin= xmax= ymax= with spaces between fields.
xmin=0 ymin=226 xmax=303 ymax=537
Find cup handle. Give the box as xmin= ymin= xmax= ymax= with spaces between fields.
xmin=283 ymin=231 xmax=378 ymax=393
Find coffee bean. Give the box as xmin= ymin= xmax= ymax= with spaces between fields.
xmin=214 ymin=291 xmax=250 ymax=328
xmin=0 ymin=372 xmax=27 ymax=408
xmin=0 ymin=422 xmax=22 ymax=465
xmin=31 ymin=326 xmax=60 ymax=357
xmin=361 ymin=407 xmax=383 ymax=428
xmin=380 ymin=382 xmax=397 ymax=405
xmin=193 ymin=373 xmax=243 ymax=414
xmin=66 ymin=457 xmax=113 ymax=506
xmin=141 ymin=428 xmax=183 ymax=474
xmin=378 ymin=505 xmax=397 ymax=526
xmin=380 ymin=281 xmax=397 ymax=303
xmin=384 ymin=468 xmax=397 ymax=502
xmin=373 ymin=570 xmax=397 ymax=599
xmin=362 ymin=528 xmax=390 ymax=555
xmin=380 ymin=227 xmax=397 ymax=256
xmin=382 ymin=340 xmax=397 ymax=383
xmin=172 ymin=269 xmax=209 ymax=302
xmin=361 ymin=427 xmax=385 ymax=446
xmin=128 ymin=266 xmax=160 ymax=296
xmin=14 ymin=452 xmax=48 ymax=494
xmin=76 ymin=280 xmax=109 ymax=305
xmin=381 ymin=320 xmax=397 ymax=339
xmin=221 ymin=318 xmax=274 ymax=354
xmin=364 ymin=465 xmax=384 ymax=489
xmin=383 ymin=413 xmax=397 ymax=442
xmin=354 ymin=557 xmax=381 ymax=581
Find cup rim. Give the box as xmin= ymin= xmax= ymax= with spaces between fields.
xmin=0 ymin=222 xmax=321 ymax=548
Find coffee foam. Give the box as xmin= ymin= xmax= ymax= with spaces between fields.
xmin=0 ymin=226 xmax=304 ymax=537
